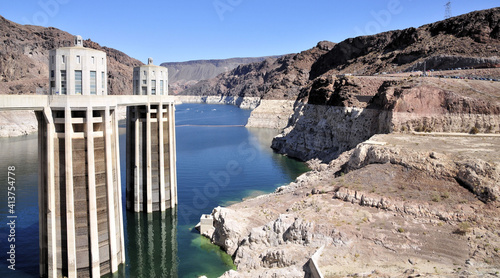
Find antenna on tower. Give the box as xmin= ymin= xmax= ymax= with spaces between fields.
xmin=445 ymin=1 xmax=452 ymax=19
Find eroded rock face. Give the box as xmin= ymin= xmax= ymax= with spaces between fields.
xmin=211 ymin=207 xmax=252 ymax=256
xmin=211 ymin=134 xmax=500 ymax=278
xmin=456 ymin=159 xmax=500 ymax=202
xmin=246 ymin=100 xmax=296 ymax=129
xmin=0 ymin=111 xmax=37 ymax=137
xmin=342 ymin=142 xmax=500 ymax=203
xmin=214 ymin=211 xmax=340 ymax=274
xmin=272 ymin=77 xmax=500 ymax=162
xmin=271 ymin=102 xmax=391 ymax=161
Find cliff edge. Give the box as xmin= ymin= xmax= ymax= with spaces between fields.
xmin=202 ymin=8 xmax=500 ymax=277
xmin=211 ymin=133 xmax=500 ymax=277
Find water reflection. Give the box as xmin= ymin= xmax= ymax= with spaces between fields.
xmin=105 ymin=210 xmax=178 ymax=278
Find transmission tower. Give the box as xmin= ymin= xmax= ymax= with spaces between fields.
xmin=445 ymin=1 xmax=452 ymax=19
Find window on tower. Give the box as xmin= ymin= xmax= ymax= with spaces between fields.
xmin=75 ymin=70 xmax=82 ymax=94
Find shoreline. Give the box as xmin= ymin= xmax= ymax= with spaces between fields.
xmin=175 ymin=95 xmax=261 ymax=110
xmin=204 ymin=133 xmax=500 ymax=277
xmin=175 ymin=96 xmax=297 ymax=130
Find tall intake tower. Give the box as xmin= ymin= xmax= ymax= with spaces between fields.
xmin=126 ymin=58 xmax=178 ymax=212
xmin=38 ymin=36 xmax=125 ymax=277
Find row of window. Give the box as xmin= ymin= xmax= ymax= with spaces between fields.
xmin=50 ymin=55 xmax=105 ymax=65
xmin=135 ymin=70 xmax=166 ymax=78
xmin=134 ymin=80 xmax=165 ymax=95
xmin=53 ymin=70 xmax=105 ymax=95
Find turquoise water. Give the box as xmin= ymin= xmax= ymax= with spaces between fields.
xmin=0 ymin=103 xmax=308 ymax=277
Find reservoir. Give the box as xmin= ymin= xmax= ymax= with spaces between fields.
xmin=0 ymin=103 xmax=308 ymax=277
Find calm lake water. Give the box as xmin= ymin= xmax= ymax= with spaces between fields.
xmin=0 ymin=103 xmax=308 ymax=277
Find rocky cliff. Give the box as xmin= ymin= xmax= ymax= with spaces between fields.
xmin=245 ymin=100 xmax=295 ymax=129
xmin=184 ymin=8 xmax=499 ymax=101
xmin=211 ymin=133 xmax=500 ymax=277
xmin=180 ymin=8 xmax=500 ymax=133
xmin=273 ymin=76 xmax=500 ymax=161
xmin=202 ymin=8 xmax=500 ymax=277
xmin=181 ymin=41 xmax=336 ymax=100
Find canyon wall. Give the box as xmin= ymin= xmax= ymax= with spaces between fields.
xmin=272 ymin=77 xmax=500 ymax=162
xmin=271 ymin=104 xmax=391 ymax=162
xmin=0 ymin=111 xmax=37 ymax=137
xmin=245 ymin=100 xmax=295 ymax=129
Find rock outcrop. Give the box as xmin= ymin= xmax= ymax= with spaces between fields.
xmin=245 ymin=100 xmax=295 ymax=129
xmin=272 ymin=103 xmax=391 ymax=161
xmin=209 ymin=133 xmax=500 ymax=277
xmin=272 ymin=76 xmax=500 ymax=161
xmin=343 ymin=140 xmax=500 ymax=203
xmin=0 ymin=111 xmax=37 ymax=137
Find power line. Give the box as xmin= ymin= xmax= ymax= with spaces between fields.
xmin=445 ymin=1 xmax=452 ymax=19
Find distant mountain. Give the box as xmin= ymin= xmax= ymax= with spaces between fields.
xmin=182 ymin=7 xmax=500 ymax=102
xmin=181 ymin=41 xmax=336 ymax=100
xmin=0 ymin=15 xmax=143 ymax=95
xmin=161 ymin=57 xmax=279 ymax=94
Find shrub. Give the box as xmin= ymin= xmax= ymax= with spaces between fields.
xmin=415 ymin=125 xmax=425 ymax=132
xmin=469 ymin=126 xmax=479 ymax=134
xmin=431 ymin=194 xmax=441 ymax=202
xmin=453 ymin=222 xmax=471 ymax=235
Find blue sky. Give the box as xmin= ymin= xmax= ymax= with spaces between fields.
xmin=1 ymin=0 xmax=498 ymax=63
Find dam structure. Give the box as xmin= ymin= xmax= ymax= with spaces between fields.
xmin=0 ymin=36 xmax=177 ymax=277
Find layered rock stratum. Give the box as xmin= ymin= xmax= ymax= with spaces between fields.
xmin=181 ymin=7 xmax=500 ymax=130
xmin=211 ymin=134 xmax=500 ymax=277
xmin=196 ymin=8 xmax=500 ymax=277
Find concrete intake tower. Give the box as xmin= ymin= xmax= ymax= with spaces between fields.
xmin=0 ymin=36 xmax=180 ymax=277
